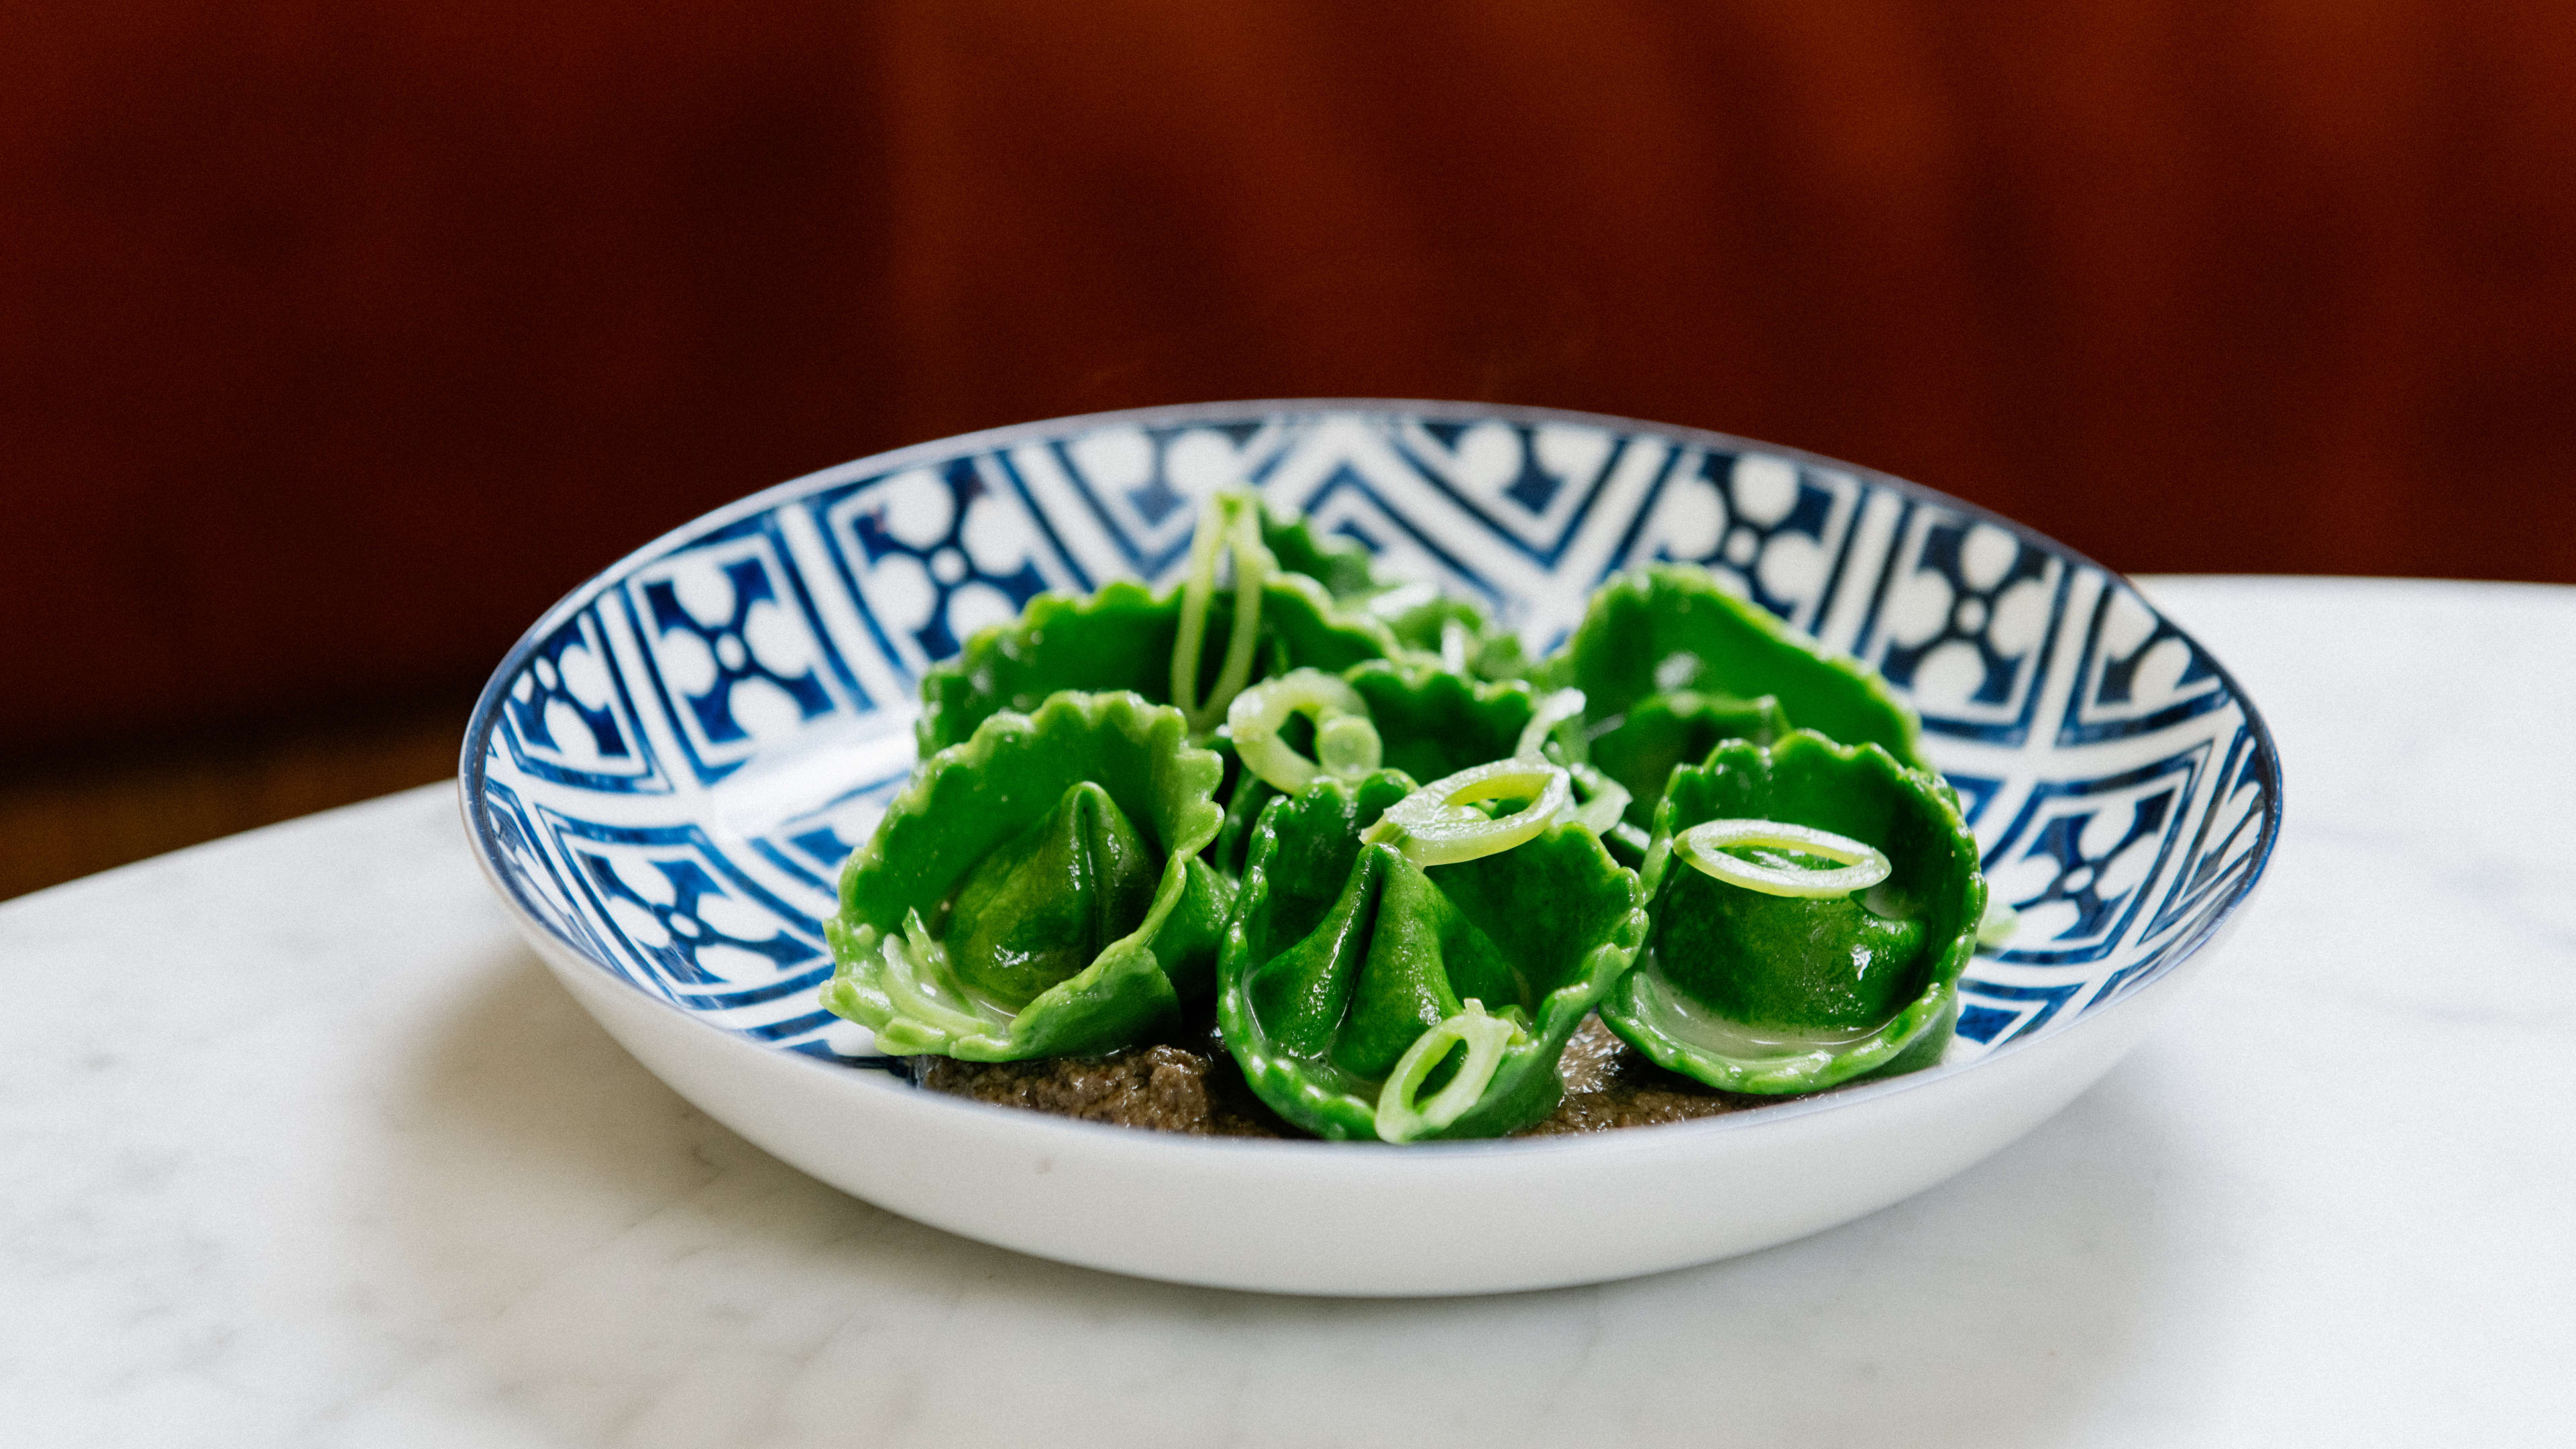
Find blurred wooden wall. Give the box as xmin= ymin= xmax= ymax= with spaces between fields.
xmin=8 ymin=0 xmax=2575 ymax=761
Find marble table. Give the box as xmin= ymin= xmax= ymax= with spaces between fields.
xmin=5 ymin=577 xmax=2570 ymax=1448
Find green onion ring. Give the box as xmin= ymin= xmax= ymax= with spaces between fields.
xmin=1373 ymin=999 xmax=1527 ymax=1143
xmin=1674 ymin=818 xmax=1892 ymax=898
xmin=1173 ymin=492 xmax=1271 ymax=733
xmin=1363 ymin=758 xmax=1572 ymax=867
xmin=875 ymin=910 xmax=1011 ymax=1037
xmin=1565 ymin=763 xmax=1631 ymax=835
xmin=1226 ymin=669 xmax=1384 ymax=794
xmin=1513 ymin=686 xmax=1588 ymax=761
xmin=1977 ymin=896 xmax=2021 ymax=949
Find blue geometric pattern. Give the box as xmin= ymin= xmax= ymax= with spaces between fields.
xmin=2055 ymin=577 xmax=2232 ymax=744
xmin=1607 ymin=447 xmax=1868 ymax=639
xmin=1389 ymin=418 xmax=1632 ymax=568
xmin=463 ymin=402 xmax=2282 ymax=1070
xmin=493 ymin=608 xmax=669 ymax=793
xmin=615 ymin=515 xmax=876 ymax=786
xmin=1864 ymin=507 xmax=2072 ymax=745
xmin=749 ymin=761 xmax=916 ymax=895
xmin=1972 ymin=745 xmax=2205 ymax=967
xmin=538 ymin=810 xmax=836 ymax=1038
xmin=806 ymin=455 xmax=1091 ymax=684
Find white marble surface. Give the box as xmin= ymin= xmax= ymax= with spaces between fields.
xmin=3 ymin=576 xmax=2570 ymax=1448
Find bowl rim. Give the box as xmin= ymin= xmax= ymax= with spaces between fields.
xmin=456 ymin=396 xmax=2286 ymax=1157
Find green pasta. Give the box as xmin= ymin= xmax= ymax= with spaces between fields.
xmin=1602 ymin=732 xmax=1985 ymax=1093
xmin=820 ymin=491 xmax=1993 ymax=1138
xmin=1216 ymin=771 xmax=1646 ymax=1140
xmin=822 ymin=691 xmax=1231 ymax=1059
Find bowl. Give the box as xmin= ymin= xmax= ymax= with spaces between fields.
xmin=458 ymin=400 xmax=2282 ymax=1296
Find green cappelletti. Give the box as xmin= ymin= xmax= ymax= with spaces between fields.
xmin=1545 ymin=565 xmax=1928 ymax=773
xmin=1587 ymin=688 xmax=1791 ymax=831
xmin=914 ymin=577 xmax=1401 ymax=759
xmin=822 ymin=690 xmax=1232 ymax=1060
xmin=1257 ymin=500 xmax=1528 ymax=680
xmin=815 ymin=486 xmax=1998 ymax=1140
xmin=1207 ymin=650 xmax=1545 ymax=881
xmin=1603 ymin=731 xmax=1986 ymax=1094
xmin=1217 ymin=771 xmax=1648 ymax=1141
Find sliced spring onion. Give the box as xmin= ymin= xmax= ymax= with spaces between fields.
xmin=874 ymin=910 xmax=1012 ymax=1037
xmin=1976 ymin=896 xmax=2020 ymax=949
xmin=1674 ymin=818 xmax=1892 ymax=898
xmin=1226 ymin=669 xmax=1384 ymax=794
xmin=1173 ymin=492 xmax=1272 ymax=733
xmin=1316 ymin=714 xmax=1382 ymax=776
xmin=1513 ymin=686 xmax=1588 ymax=761
xmin=1373 ymin=999 xmax=1527 ymax=1143
xmin=1564 ymin=762 xmax=1631 ymax=836
xmin=1362 ymin=758 xmax=1572 ymax=867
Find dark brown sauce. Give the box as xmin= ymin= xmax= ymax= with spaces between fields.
xmin=913 ymin=1015 xmax=1760 ymax=1138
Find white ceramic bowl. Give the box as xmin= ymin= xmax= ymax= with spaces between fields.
xmin=460 ymin=400 xmax=2281 ymax=1296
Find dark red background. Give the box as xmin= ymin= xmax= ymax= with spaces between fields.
xmin=9 ymin=1 xmax=2574 ymax=758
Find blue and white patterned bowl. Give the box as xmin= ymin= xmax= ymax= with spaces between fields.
xmin=460 ymin=400 xmax=2281 ymax=1296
